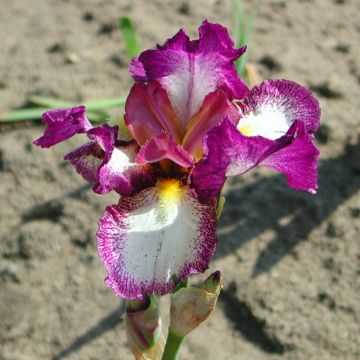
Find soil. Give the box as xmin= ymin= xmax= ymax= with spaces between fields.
xmin=1 ymin=0 xmax=359 ymax=359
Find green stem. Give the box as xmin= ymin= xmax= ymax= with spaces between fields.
xmin=162 ymin=330 xmax=185 ymax=360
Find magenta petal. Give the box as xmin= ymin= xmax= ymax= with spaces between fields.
xmin=136 ymin=132 xmax=194 ymax=168
xmin=129 ymin=57 xmax=147 ymax=81
xmin=129 ymin=21 xmax=248 ymax=128
xmin=192 ymin=118 xmax=319 ymax=202
xmin=182 ymin=90 xmax=240 ymax=160
xmin=192 ymin=117 xmax=277 ymax=202
xmin=64 ymin=141 xmax=103 ymax=183
xmin=33 ymin=106 xmax=92 ymax=148
xmin=261 ymin=122 xmax=319 ymax=194
xmin=157 ymin=28 xmax=190 ymax=51
xmin=124 ymin=82 xmax=181 ymax=145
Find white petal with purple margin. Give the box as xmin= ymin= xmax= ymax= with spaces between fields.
xmin=237 ymin=80 xmax=320 ymax=139
xmin=97 ymin=179 xmax=217 ymax=299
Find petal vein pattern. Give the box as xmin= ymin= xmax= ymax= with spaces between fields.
xmin=97 ymin=180 xmax=217 ymax=299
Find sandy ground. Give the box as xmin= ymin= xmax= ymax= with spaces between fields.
xmin=0 ymin=0 xmax=359 ymax=359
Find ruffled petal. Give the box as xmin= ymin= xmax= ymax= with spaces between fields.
xmin=261 ymin=122 xmax=319 ymax=194
xmin=192 ymin=117 xmax=277 ymax=202
xmin=136 ymin=132 xmax=194 ymax=168
xmin=237 ymin=80 xmax=320 ymax=140
xmin=124 ymin=82 xmax=182 ymax=145
xmin=94 ymin=144 xmax=154 ymax=196
xmin=65 ymin=124 xmax=155 ymax=196
xmin=182 ymin=90 xmax=240 ymax=160
xmin=33 ymin=106 xmax=92 ymax=148
xmin=97 ymin=179 xmax=217 ymax=299
xmin=192 ymin=117 xmax=319 ymax=202
xmin=129 ymin=57 xmax=147 ymax=81
xmin=129 ymin=21 xmax=248 ymax=129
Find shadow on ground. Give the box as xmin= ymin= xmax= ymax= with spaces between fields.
xmin=216 ymin=136 xmax=360 ymax=277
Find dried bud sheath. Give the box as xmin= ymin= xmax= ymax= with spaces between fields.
xmin=125 ymin=296 xmax=164 ymax=360
xmin=169 ymin=271 xmax=222 ymax=337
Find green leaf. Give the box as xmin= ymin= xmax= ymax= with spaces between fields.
xmin=233 ymin=0 xmax=260 ymax=79
xmin=0 ymin=108 xmax=107 ymax=123
xmin=29 ymin=96 xmax=126 ymax=111
xmin=0 ymin=108 xmax=48 ymax=122
xmin=29 ymin=96 xmax=73 ymax=108
xmin=119 ymin=16 xmax=140 ymax=59
xmin=82 ymin=97 xmax=126 ymax=109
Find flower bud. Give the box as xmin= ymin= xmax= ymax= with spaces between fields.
xmin=169 ymin=271 xmax=222 ymax=337
xmin=125 ymin=296 xmax=165 ymax=360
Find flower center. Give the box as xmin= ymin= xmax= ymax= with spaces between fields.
xmin=156 ymin=179 xmax=185 ymax=206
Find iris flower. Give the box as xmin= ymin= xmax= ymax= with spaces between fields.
xmin=34 ymin=21 xmax=320 ymax=300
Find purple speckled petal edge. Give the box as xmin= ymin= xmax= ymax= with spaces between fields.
xmin=238 ymin=79 xmax=321 ymax=137
xmin=96 ymin=184 xmax=217 ymax=299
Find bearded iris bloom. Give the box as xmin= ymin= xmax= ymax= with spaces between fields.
xmin=34 ymin=21 xmax=320 ymax=300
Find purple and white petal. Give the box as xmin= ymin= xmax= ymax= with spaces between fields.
xmin=237 ymin=80 xmax=320 ymax=139
xmin=64 ymin=124 xmax=116 ymax=186
xmin=129 ymin=21 xmax=248 ymax=129
xmin=64 ymin=141 xmax=103 ymax=183
xmin=89 ymin=125 xmax=155 ymax=195
xmin=136 ymin=132 xmax=194 ymax=168
xmin=97 ymin=180 xmax=217 ymax=299
xmin=261 ymin=122 xmax=319 ymax=194
xmin=33 ymin=106 xmax=92 ymax=148
xmin=192 ymin=117 xmax=278 ymax=203
xmin=65 ymin=124 xmax=155 ymax=195
xmin=94 ymin=142 xmax=155 ymax=196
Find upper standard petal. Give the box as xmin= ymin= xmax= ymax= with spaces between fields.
xmin=129 ymin=21 xmax=248 ymax=131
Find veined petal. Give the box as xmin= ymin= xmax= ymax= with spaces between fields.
xmin=136 ymin=132 xmax=194 ymax=168
xmin=124 ymin=82 xmax=182 ymax=145
xmin=64 ymin=141 xmax=104 ymax=183
xmin=97 ymin=179 xmax=217 ymax=299
xmin=65 ymin=125 xmax=155 ymax=196
xmin=261 ymin=122 xmax=319 ymax=194
xmin=192 ymin=117 xmax=277 ymax=202
xmin=94 ymin=142 xmax=155 ymax=196
xmin=182 ymin=90 xmax=240 ymax=160
xmin=130 ymin=21 xmax=248 ymax=130
xmin=237 ymin=80 xmax=320 ymax=139
xmin=33 ymin=106 xmax=92 ymax=148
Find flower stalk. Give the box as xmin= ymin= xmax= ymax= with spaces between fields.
xmin=161 ymin=331 xmax=184 ymax=360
